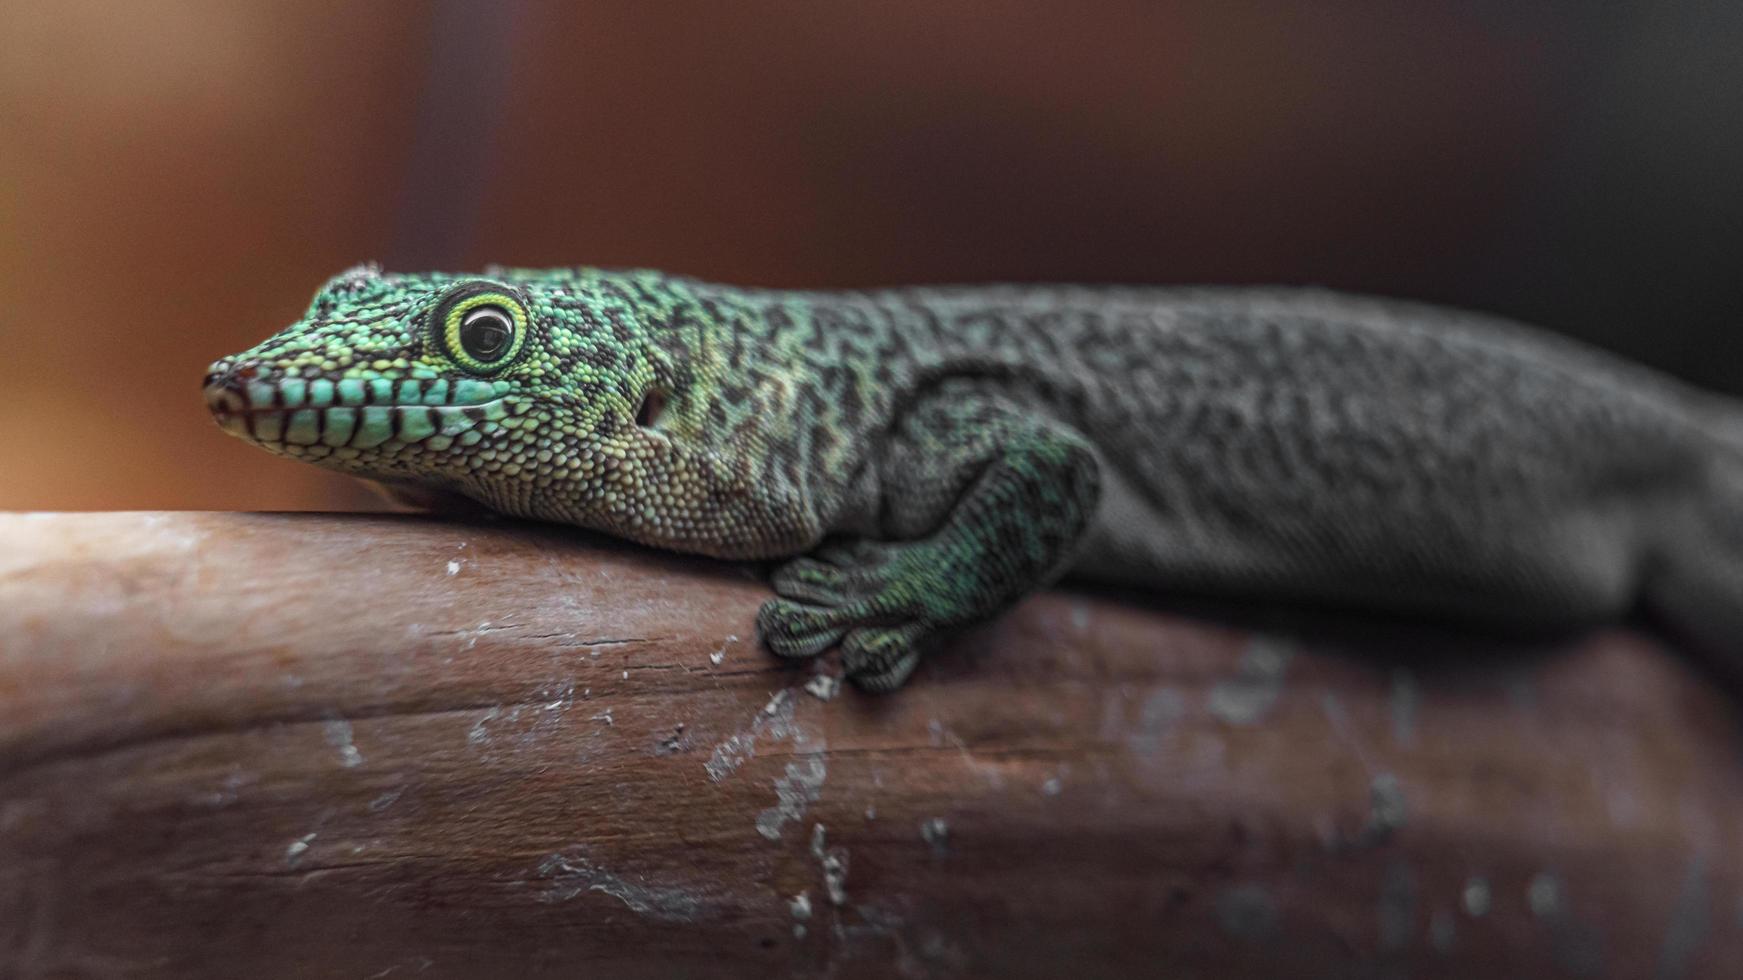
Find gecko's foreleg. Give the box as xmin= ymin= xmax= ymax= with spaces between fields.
xmin=757 ymin=393 xmax=1101 ymax=690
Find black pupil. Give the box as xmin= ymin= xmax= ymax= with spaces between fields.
xmin=461 ymin=307 xmax=512 ymax=360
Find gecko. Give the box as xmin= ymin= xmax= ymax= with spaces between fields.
xmin=203 ymin=265 xmax=1743 ymax=690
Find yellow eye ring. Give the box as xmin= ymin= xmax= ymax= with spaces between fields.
xmin=439 ymin=289 xmax=528 ymax=374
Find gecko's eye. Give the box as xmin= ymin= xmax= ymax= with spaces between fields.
xmin=461 ymin=307 xmax=513 ymax=361
xmin=436 ymin=285 xmax=528 ymax=374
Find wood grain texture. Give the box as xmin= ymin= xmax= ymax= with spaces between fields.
xmin=1 ymin=512 xmax=1740 ymax=978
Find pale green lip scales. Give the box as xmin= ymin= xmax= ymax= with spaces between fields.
xmin=201 ymin=367 xmax=509 ymax=450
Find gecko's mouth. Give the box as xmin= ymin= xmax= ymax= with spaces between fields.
xmin=202 ymin=362 xmax=509 ymax=452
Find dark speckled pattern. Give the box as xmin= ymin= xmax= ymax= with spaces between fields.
xmin=205 ymin=266 xmax=1743 ymax=688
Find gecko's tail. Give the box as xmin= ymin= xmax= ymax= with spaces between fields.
xmin=1704 ymin=393 xmax=1743 ymax=456
xmin=1644 ymin=451 xmax=1743 ymax=680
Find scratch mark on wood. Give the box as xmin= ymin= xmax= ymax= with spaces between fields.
xmin=536 ymin=848 xmax=704 ymax=922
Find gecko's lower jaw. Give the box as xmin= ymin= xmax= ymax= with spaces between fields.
xmin=202 ymin=360 xmax=509 ymax=456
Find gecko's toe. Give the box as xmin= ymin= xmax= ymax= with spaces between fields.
xmin=763 ymin=542 xmax=948 ymax=683
xmin=841 ymin=623 xmax=929 ymax=691
xmin=757 ymin=597 xmax=851 ymax=659
xmin=770 ymin=558 xmax=852 ymax=606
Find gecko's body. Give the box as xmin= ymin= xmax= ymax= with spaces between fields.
xmin=205 ymin=266 xmax=1743 ymax=688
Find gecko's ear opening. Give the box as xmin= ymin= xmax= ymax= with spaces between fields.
xmin=636 ymin=388 xmax=667 ymax=428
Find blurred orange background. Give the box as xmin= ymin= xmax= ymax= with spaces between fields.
xmin=4 ymin=1 xmax=1741 ymax=512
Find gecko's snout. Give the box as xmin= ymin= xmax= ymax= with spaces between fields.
xmin=202 ymin=360 xmax=252 ymax=438
xmin=201 ymin=353 xmax=512 ymax=454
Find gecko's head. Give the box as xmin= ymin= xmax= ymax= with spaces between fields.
xmin=203 ymin=264 xmax=665 ymax=515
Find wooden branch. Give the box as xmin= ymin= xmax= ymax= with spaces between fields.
xmin=1 ymin=512 xmax=1739 ymax=978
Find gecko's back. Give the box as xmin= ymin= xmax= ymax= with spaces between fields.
xmin=814 ymin=284 xmax=1740 ymax=640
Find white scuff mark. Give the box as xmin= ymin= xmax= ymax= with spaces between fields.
xmin=1041 ymin=776 xmax=1063 ymax=797
xmin=622 ymin=670 xmax=629 ymax=680
xmin=462 ymin=681 xmax=581 ymax=755
xmin=811 ymin=823 xmax=849 ymax=906
xmin=323 ymin=718 xmax=364 ymax=768
xmin=445 ymin=560 xmax=461 ymax=576
xmin=864 ymin=805 xmax=877 ymax=821
xmin=920 ymin=817 xmax=950 ymax=856
xmin=706 ymin=687 xmax=831 ymax=842
xmin=201 ymin=768 xmax=252 ymax=808
xmin=368 ymin=787 xmax=405 ymax=812
xmin=755 ymin=756 xmax=828 ymax=840
xmin=286 ymin=832 xmax=317 ymax=867
xmin=790 ymin=890 xmax=813 ymax=921
xmin=1604 ymin=776 xmax=1644 ymax=829
xmin=839 ymin=901 xmax=971 ymax=979
xmin=1208 ymin=635 xmax=1293 ymax=725
xmin=591 ymin=710 xmax=614 ymax=727
xmin=822 ymin=855 xmax=848 ymax=906
xmin=1463 ymin=876 xmax=1492 ymax=917
xmin=536 ymin=848 xmax=703 ymax=922
xmin=1339 ymin=772 xmax=1408 ymax=850
xmin=1528 ymin=872 xmax=1563 ymax=918
xmin=927 ymin=718 xmax=1004 ymax=788
xmin=709 ymin=634 xmax=737 ymax=666
xmin=704 ymin=689 xmax=797 ymax=783
xmin=366 ymin=957 xmax=435 ymax=978
xmin=467 ymin=707 xmax=501 ymax=745
xmin=805 ymin=673 xmax=841 ymax=701
xmin=1130 ymin=687 xmax=1185 ymax=756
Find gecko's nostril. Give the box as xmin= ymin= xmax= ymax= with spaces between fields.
xmin=201 ymin=362 xmax=250 ymax=417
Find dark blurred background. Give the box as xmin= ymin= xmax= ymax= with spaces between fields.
xmin=4 ymin=1 xmax=1741 ymax=511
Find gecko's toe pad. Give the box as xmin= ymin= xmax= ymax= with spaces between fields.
xmin=756 ymin=597 xmax=850 ymax=660
xmin=841 ymin=625 xmax=928 ymax=691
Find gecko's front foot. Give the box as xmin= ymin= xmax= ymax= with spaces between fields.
xmin=758 ymin=394 xmax=1100 ymax=691
xmin=757 ymin=540 xmax=966 ymax=691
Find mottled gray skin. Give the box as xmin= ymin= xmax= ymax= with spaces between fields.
xmin=751 ymin=283 xmax=1743 ymax=679
xmin=209 ymin=269 xmax=1743 ymax=689
xmin=905 ymin=289 xmax=1724 ymax=607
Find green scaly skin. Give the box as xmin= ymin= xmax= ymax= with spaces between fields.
xmin=206 ymin=264 xmax=1743 ymax=690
